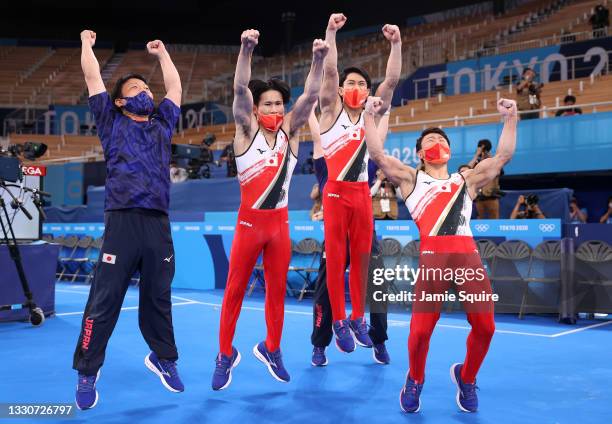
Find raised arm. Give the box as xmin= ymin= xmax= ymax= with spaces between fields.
xmin=80 ymin=30 xmax=105 ymax=96
xmin=465 ymin=99 xmax=517 ymax=196
xmin=468 ymin=145 xmax=483 ymax=168
xmin=600 ymin=205 xmax=612 ymax=223
xmin=319 ymin=14 xmax=346 ymax=119
xmin=233 ymin=29 xmax=258 ymax=138
xmin=308 ymin=104 xmax=323 ymax=159
xmin=287 ymin=39 xmax=329 ymax=138
xmin=510 ymin=196 xmax=524 ymax=219
xmin=364 ymin=97 xmax=415 ymax=193
xmin=374 ymin=24 xmax=402 ymax=115
xmin=377 ymin=109 xmax=390 ymax=143
xmin=146 ymin=40 xmax=182 ymax=107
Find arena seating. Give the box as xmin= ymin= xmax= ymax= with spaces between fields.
xmin=7 ymin=70 xmax=611 ymax=164
xmin=0 ymin=0 xmax=602 ymax=110
xmin=2 ymin=0 xmax=609 ymax=163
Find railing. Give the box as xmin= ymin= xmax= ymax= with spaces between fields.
xmin=38 ymin=152 xmax=104 ymax=165
xmin=412 ymin=51 xmax=612 ymax=99
xmin=387 ymin=100 xmax=612 ymax=130
xmin=470 ymin=28 xmax=610 ymax=58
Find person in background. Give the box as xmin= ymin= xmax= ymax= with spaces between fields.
xmin=599 ymin=196 xmax=612 ymax=223
xmin=469 ymin=139 xmax=503 ymax=219
xmin=371 ymin=169 xmax=399 ymax=220
xmin=302 ymin=151 xmax=315 ymax=174
xmin=510 ymin=194 xmax=546 ymax=219
xmin=219 ymin=143 xmax=237 ymax=177
xmin=590 ymin=4 xmax=610 ymax=37
xmin=310 ymin=183 xmax=323 ymax=220
xmin=200 ymin=137 xmax=214 ymax=162
xmin=170 ymin=161 xmax=188 ymax=183
xmin=458 ymin=164 xmax=471 ymax=173
xmin=569 ymin=196 xmax=588 ymax=223
xmin=516 ymin=68 xmax=542 ymax=120
xmin=555 ymin=95 xmax=583 ymax=117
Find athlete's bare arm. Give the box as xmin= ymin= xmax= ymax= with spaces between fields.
xmin=80 ymin=30 xmax=106 ymax=96
xmin=364 ymin=97 xmax=416 ymax=196
xmin=377 ymin=111 xmax=390 ymax=144
xmin=285 ymin=39 xmax=329 ymax=153
xmin=463 ymin=99 xmax=518 ymax=198
xmin=319 ymin=13 xmax=346 ymax=132
xmin=374 ymin=24 xmax=401 ymax=117
xmin=233 ymin=29 xmax=259 ymax=155
xmin=308 ymin=105 xmax=323 ymax=159
xmin=147 ymin=40 xmax=182 ymax=107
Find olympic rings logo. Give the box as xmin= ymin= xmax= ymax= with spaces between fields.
xmin=539 ymin=224 xmax=556 ymax=232
xmin=474 ymin=224 xmax=490 ymax=232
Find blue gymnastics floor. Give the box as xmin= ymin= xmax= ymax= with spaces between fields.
xmin=1 ymin=282 xmax=611 ymax=424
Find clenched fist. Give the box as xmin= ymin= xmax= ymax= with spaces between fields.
xmin=382 ymin=24 xmax=401 ymax=44
xmin=241 ymin=29 xmax=259 ymax=52
xmin=80 ymin=30 xmax=96 ymax=47
xmin=146 ymin=40 xmax=166 ymax=56
xmin=327 ymin=13 xmax=347 ymax=31
xmin=365 ymin=96 xmax=384 ymax=116
xmin=312 ymin=39 xmax=330 ymax=61
xmin=497 ymin=98 xmax=517 ymax=118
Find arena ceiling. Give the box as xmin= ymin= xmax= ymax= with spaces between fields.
xmin=1 ymin=0 xmax=488 ymax=55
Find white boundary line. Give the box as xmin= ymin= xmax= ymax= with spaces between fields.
xmin=56 ymin=289 xmax=139 ymax=299
xmin=549 ymin=320 xmax=612 ymax=338
xmin=55 ymin=290 xmax=611 ymax=338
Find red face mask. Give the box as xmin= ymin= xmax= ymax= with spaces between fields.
xmin=257 ymin=112 xmax=284 ymax=132
xmin=342 ymin=88 xmax=369 ymax=109
xmin=422 ymin=143 xmax=450 ymax=164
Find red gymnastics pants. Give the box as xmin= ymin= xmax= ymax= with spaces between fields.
xmin=322 ymin=180 xmax=373 ymax=322
xmin=218 ymin=206 xmax=291 ymax=357
xmin=408 ymin=236 xmax=495 ymax=384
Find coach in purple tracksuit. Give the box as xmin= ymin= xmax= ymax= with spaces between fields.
xmin=73 ymin=29 xmax=183 ymax=410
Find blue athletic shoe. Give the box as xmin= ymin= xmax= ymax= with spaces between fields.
xmin=212 ymin=347 xmax=241 ymax=391
xmin=332 ymin=319 xmax=356 ymax=353
xmin=75 ymin=370 xmax=100 ymax=410
xmin=311 ymin=346 xmax=328 ymax=366
xmin=372 ymin=343 xmax=390 ymax=364
xmin=144 ymin=352 xmax=184 ymax=393
xmin=253 ymin=342 xmax=290 ymax=383
xmin=450 ymin=363 xmax=479 ymax=412
xmin=349 ymin=317 xmax=373 ymax=347
xmin=399 ymin=370 xmax=423 ymax=413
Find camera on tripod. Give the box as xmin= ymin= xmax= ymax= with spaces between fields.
xmin=0 ymin=141 xmax=49 ymax=327
xmin=0 ymin=141 xmax=48 ymax=182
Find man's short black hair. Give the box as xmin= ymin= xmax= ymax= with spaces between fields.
xmin=564 ymin=95 xmax=576 ymax=104
xmin=458 ymin=164 xmax=471 ymax=172
xmin=522 ymin=67 xmax=535 ymax=76
xmin=416 ymin=127 xmax=450 ymax=151
xmin=248 ymin=79 xmax=291 ymax=105
xmin=111 ymin=73 xmax=148 ymax=105
xmin=339 ymin=66 xmax=372 ymax=89
xmin=478 ymin=139 xmax=493 ymax=152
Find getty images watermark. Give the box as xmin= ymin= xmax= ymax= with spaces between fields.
xmin=369 ymin=265 xmax=500 ymax=304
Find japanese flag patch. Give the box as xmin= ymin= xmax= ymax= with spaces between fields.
xmin=266 ymin=155 xmax=278 ymax=167
xmin=102 ymin=253 xmax=116 ymax=264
